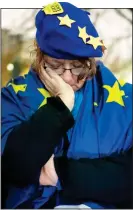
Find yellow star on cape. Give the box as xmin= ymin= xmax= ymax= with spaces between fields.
xmin=94 ymin=102 xmax=98 ymax=107
xmin=57 ymin=14 xmax=76 ymax=28
xmin=38 ymin=88 xmax=51 ymax=109
xmin=87 ymin=36 xmax=104 ymax=50
xmin=78 ymin=26 xmax=89 ymax=43
xmin=9 ymin=83 xmax=27 ymax=94
xmin=118 ymin=79 xmax=126 ymax=87
xmin=103 ymin=81 xmax=125 ymax=107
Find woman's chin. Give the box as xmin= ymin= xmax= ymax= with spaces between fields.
xmin=72 ymin=84 xmax=84 ymax=91
xmin=72 ymin=86 xmax=78 ymax=91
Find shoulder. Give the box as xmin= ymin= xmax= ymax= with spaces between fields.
xmin=96 ymin=60 xmax=132 ymax=93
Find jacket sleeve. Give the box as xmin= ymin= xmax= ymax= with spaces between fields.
xmin=54 ymin=148 xmax=132 ymax=207
xmin=2 ymin=97 xmax=74 ymax=187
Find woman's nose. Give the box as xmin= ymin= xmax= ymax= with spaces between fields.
xmin=61 ymin=70 xmax=74 ymax=84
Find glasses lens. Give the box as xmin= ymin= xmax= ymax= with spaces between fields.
xmin=54 ymin=68 xmax=64 ymax=75
xmin=71 ymin=67 xmax=83 ymax=75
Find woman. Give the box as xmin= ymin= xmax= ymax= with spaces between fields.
xmin=2 ymin=2 xmax=132 ymax=209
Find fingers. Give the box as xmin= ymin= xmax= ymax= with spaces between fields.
xmin=41 ymin=80 xmax=55 ymax=96
xmin=39 ymin=66 xmax=55 ymax=88
xmin=39 ymin=65 xmax=71 ymax=98
xmin=40 ymin=66 xmax=60 ymax=85
xmin=40 ymin=66 xmax=51 ymax=80
xmin=44 ymin=66 xmax=62 ymax=81
xmin=39 ymin=66 xmax=63 ymax=90
xmin=40 ymin=74 xmax=58 ymax=96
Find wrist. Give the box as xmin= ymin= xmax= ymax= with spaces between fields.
xmin=59 ymin=96 xmax=74 ymax=111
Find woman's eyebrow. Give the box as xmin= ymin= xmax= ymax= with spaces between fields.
xmin=72 ymin=61 xmax=84 ymax=65
xmin=49 ymin=58 xmax=64 ymax=64
xmin=49 ymin=61 xmax=63 ymax=66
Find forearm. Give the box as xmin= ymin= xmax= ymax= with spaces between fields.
xmin=2 ymin=97 xmax=74 ymax=186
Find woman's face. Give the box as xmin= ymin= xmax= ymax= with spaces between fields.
xmin=43 ymin=55 xmax=87 ymax=91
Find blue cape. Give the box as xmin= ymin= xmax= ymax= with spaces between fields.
xmin=1 ymin=62 xmax=132 ymax=208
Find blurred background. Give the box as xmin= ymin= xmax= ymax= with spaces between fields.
xmin=1 ymin=8 xmax=132 ymax=87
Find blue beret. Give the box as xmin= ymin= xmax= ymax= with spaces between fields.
xmin=35 ymin=2 xmax=105 ymax=59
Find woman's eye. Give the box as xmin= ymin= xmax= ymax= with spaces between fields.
xmin=52 ymin=64 xmax=62 ymax=69
xmin=48 ymin=65 xmax=59 ymax=69
xmin=73 ymin=62 xmax=83 ymax=68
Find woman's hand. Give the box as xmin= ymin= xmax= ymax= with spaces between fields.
xmin=39 ymin=66 xmax=74 ymax=111
xmin=39 ymin=155 xmax=58 ymax=186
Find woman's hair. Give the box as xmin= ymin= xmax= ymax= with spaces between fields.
xmin=31 ymin=40 xmax=97 ymax=81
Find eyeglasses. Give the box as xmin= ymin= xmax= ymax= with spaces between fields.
xmin=44 ymin=62 xmax=85 ymax=76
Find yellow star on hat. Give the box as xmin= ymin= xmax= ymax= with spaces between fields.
xmin=87 ymin=35 xmax=104 ymax=50
xmin=57 ymin=14 xmax=76 ymax=28
xmin=103 ymin=81 xmax=125 ymax=107
xmin=78 ymin=26 xmax=89 ymax=43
